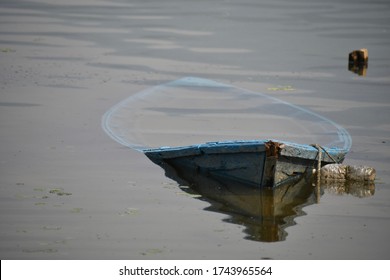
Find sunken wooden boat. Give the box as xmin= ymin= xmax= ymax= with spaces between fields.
xmin=102 ymin=76 xmax=351 ymax=188
xmin=144 ymin=139 xmax=347 ymax=188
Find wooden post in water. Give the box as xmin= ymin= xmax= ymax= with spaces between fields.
xmin=348 ymin=48 xmax=368 ymax=76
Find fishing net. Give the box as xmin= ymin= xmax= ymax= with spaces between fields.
xmin=102 ymin=77 xmax=351 ymax=152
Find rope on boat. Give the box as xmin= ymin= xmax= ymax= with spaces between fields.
xmin=310 ymin=144 xmax=338 ymax=164
xmin=311 ymin=144 xmax=376 ymax=202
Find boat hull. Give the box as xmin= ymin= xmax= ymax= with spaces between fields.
xmin=144 ymin=140 xmax=347 ymax=188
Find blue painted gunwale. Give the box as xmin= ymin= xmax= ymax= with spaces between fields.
xmin=144 ymin=139 xmax=347 ymax=162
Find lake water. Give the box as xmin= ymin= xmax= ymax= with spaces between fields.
xmin=0 ymin=0 xmax=389 ymax=259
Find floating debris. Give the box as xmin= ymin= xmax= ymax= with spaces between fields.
xmin=267 ymin=85 xmax=295 ymax=91
xmin=320 ymin=164 xmax=376 ymax=182
xmin=70 ymin=207 xmax=83 ymax=213
xmin=49 ymin=188 xmax=72 ymax=196
xmin=22 ymin=248 xmax=58 ymax=254
xmin=140 ymin=248 xmax=165 ymax=256
xmin=34 ymin=202 xmax=46 ymax=206
xmin=119 ymin=207 xmax=139 ymax=216
xmin=319 ymin=164 xmax=376 ymax=198
xmin=348 ymin=48 xmax=368 ymax=76
xmin=0 ymin=47 xmax=16 ymax=53
xmin=42 ymin=226 xmax=62 ymax=231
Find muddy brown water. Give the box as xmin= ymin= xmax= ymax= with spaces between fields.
xmin=0 ymin=0 xmax=389 ymax=259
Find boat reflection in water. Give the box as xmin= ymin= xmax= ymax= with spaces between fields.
xmin=157 ymin=161 xmax=375 ymax=242
xmin=321 ymin=180 xmax=375 ymax=199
